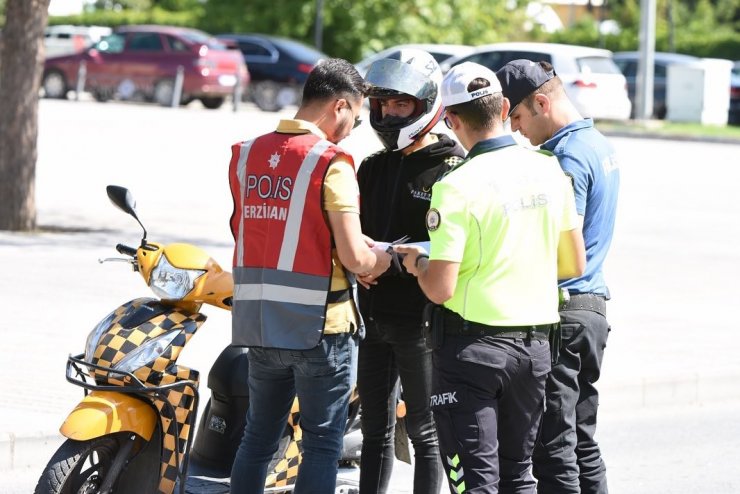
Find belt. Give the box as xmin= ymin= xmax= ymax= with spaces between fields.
xmin=442 ymin=309 xmax=553 ymax=341
xmin=561 ymin=293 xmax=607 ymax=317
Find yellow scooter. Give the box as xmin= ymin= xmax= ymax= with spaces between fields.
xmin=33 ymin=185 xmax=232 ymax=494
xmin=33 ymin=186 xmax=358 ymax=494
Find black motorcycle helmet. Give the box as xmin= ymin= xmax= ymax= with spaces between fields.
xmin=365 ymin=48 xmax=444 ymax=150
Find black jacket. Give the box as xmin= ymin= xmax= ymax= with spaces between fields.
xmin=357 ymin=133 xmax=465 ymax=323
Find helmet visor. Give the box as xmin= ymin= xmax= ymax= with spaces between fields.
xmin=365 ymin=58 xmax=437 ymax=104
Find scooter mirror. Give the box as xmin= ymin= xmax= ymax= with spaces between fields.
xmin=106 ymin=185 xmax=148 ymax=243
xmin=107 ymin=185 xmax=137 ymax=217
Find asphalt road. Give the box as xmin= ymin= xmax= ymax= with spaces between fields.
xmin=2 ymin=97 xmax=740 ymax=493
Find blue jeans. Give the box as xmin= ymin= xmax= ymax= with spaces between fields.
xmin=229 ymin=332 xmax=357 ymax=494
xmin=357 ymin=319 xmax=442 ymax=494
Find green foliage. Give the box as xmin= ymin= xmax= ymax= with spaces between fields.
xmin=551 ymin=0 xmax=739 ymax=59
xmin=37 ymin=0 xmax=739 ymax=62
xmin=197 ymin=0 xmax=314 ymax=39
xmin=549 ymin=15 xmax=601 ymax=47
xmin=92 ymin=0 xmax=153 ymax=10
xmin=48 ymin=6 xmax=202 ymax=29
xmin=197 ymin=0 xmax=529 ymax=62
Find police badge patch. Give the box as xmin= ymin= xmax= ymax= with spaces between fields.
xmin=426 ymin=208 xmax=441 ymax=231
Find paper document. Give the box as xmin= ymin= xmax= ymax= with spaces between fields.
xmin=402 ymin=241 xmax=430 ymax=255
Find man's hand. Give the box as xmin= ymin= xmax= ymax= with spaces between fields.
xmin=357 ymin=243 xmax=392 ymax=288
xmin=394 ymin=245 xmax=426 ymax=277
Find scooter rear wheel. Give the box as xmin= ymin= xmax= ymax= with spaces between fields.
xmin=34 ymin=435 xmax=122 ymax=494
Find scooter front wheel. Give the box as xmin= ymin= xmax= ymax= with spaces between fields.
xmin=34 ymin=435 xmax=125 ymax=494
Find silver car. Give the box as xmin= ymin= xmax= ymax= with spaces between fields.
xmin=442 ymin=42 xmax=632 ymax=121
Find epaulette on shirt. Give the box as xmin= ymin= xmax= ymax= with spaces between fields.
xmin=442 ymin=155 xmax=465 ymax=177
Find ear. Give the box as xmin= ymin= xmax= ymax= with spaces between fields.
xmin=534 ymin=93 xmax=550 ymax=113
xmin=501 ymin=97 xmax=511 ymax=121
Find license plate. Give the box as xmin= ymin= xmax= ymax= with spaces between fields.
xmin=218 ymin=74 xmax=237 ymax=87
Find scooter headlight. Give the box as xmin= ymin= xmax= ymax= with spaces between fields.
xmin=111 ymin=330 xmax=181 ymax=374
xmin=149 ymin=254 xmax=205 ymax=300
xmin=84 ymin=309 xmax=118 ymax=362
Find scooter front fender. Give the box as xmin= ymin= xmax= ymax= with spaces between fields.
xmin=60 ymin=390 xmax=157 ymax=441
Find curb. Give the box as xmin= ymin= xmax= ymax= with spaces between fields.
xmin=602 ymin=129 xmax=740 ymax=145
xmin=600 ymin=371 xmax=740 ymax=411
xmin=1 ymin=431 xmax=63 ymax=473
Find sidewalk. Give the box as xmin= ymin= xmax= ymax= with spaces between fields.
xmin=2 ymin=100 xmax=740 ymax=490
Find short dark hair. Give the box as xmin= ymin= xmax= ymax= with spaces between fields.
xmin=447 ymin=77 xmax=502 ymax=131
xmin=302 ymin=58 xmax=368 ymax=104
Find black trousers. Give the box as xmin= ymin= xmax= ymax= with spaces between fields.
xmin=432 ymin=335 xmax=551 ymax=494
xmin=533 ymin=308 xmax=610 ymax=494
xmin=357 ymin=319 xmax=442 ymax=494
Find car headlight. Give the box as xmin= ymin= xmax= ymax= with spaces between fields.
xmin=85 ymin=309 xmax=118 ymax=362
xmin=149 ymin=254 xmax=205 ymax=300
xmin=111 ymin=330 xmax=181 ymax=375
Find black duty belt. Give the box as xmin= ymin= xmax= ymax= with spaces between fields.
xmin=561 ymin=293 xmax=607 ymax=317
xmin=442 ymin=309 xmax=553 ymax=341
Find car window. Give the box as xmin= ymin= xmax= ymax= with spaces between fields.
xmin=614 ymin=58 xmax=631 ymax=75
xmin=272 ymin=38 xmax=327 ymax=63
xmin=502 ymin=51 xmax=552 ymax=67
xmin=127 ymin=33 xmax=164 ymax=52
xmin=455 ymin=50 xmax=552 ymax=72
xmin=654 ymin=63 xmax=667 ymax=78
xmin=457 ymin=51 xmax=508 ymax=71
xmin=166 ymin=35 xmax=190 ymax=53
xmin=578 ymin=56 xmax=621 ymax=75
xmin=179 ymin=30 xmax=228 ymax=50
xmin=95 ymin=34 xmax=125 ymax=54
xmin=238 ymin=40 xmax=276 ymax=62
xmin=240 ymin=41 xmax=269 ymax=57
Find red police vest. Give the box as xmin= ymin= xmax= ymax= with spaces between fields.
xmin=228 ymin=131 xmax=354 ymax=349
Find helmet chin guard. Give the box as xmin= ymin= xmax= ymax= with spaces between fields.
xmin=365 ymin=49 xmax=443 ymax=151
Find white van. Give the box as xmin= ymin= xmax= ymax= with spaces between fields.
xmin=44 ymin=25 xmax=112 ymax=58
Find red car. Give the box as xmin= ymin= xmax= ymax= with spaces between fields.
xmin=42 ymin=25 xmax=249 ymax=110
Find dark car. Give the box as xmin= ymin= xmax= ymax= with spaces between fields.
xmin=217 ymin=33 xmax=328 ymax=111
xmin=42 ymin=25 xmax=249 ymax=109
xmin=613 ymin=51 xmax=700 ymax=119
xmin=730 ymin=61 xmax=740 ymax=125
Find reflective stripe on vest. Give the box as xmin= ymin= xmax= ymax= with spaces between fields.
xmin=230 ymin=133 xmax=341 ymax=349
xmin=277 ymin=139 xmax=332 ymax=270
xmin=232 ymin=266 xmax=329 ymax=349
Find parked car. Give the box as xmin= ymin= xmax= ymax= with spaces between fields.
xmin=42 ymin=25 xmax=249 ymax=110
xmin=729 ymin=61 xmax=740 ymax=125
xmin=612 ymin=51 xmax=700 ymax=119
xmin=354 ymin=43 xmax=475 ymax=77
xmin=44 ymin=25 xmax=112 ymax=58
xmin=442 ymin=42 xmax=632 ymax=121
xmin=217 ymin=33 xmax=328 ymax=111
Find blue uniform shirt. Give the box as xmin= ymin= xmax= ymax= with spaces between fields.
xmin=541 ymin=119 xmax=619 ymax=297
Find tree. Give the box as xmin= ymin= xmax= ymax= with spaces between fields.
xmin=199 ymin=0 xmax=527 ymax=62
xmin=0 ymin=0 xmax=50 ymax=231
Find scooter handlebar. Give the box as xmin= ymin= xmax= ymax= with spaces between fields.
xmin=116 ymin=244 xmax=137 ymax=257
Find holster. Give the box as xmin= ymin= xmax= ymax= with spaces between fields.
xmin=422 ymin=303 xmax=445 ymax=351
